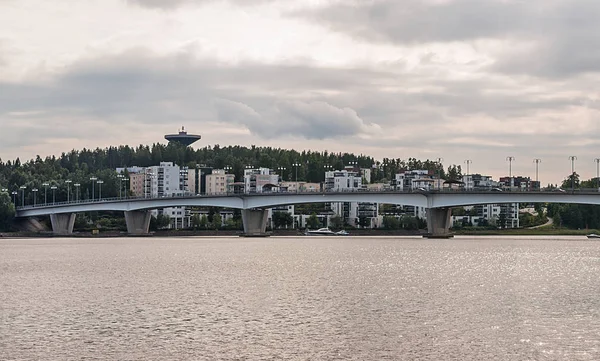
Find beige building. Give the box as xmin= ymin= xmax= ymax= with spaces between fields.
xmin=129 ymin=173 xmax=145 ymax=197
xmin=206 ymin=169 xmax=235 ymax=195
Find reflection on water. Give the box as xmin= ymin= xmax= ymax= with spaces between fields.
xmin=2 ymin=236 xmax=600 ymax=360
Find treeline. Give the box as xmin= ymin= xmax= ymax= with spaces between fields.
xmin=0 ymin=143 xmax=459 ymax=206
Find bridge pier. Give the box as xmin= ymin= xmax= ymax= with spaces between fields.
xmin=125 ymin=210 xmax=151 ymax=235
xmin=241 ymin=209 xmax=270 ymax=237
xmin=425 ymin=207 xmax=453 ymax=239
xmin=50 ymin=213 xmax=76 ymax=235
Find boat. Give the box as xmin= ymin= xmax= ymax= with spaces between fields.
xmin=587 ymin=234 xmax=600 ymax=239
xmin=305 ymin=228 xmax=337 ymax=236
xmin=335 ymin=230 xmax=350 ymax=236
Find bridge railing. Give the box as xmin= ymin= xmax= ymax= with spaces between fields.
xmin=14 ymin=186 xmax=600 ymax=210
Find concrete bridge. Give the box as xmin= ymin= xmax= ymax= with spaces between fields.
xmin=14 ymin=190 xmax=600 ymax=237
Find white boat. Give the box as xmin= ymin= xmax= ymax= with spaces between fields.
xmin=335 ymin=230 xmax=350 ymax=236
xmin=587 ymin=234 xmax=600 ymax=239
xmin=305 ymin=228 xmax=337 ymax=236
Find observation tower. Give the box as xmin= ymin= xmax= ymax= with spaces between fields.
xmin=164 ymin=126 xmax=201 ymax=146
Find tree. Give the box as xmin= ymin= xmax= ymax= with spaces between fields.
xmin=329 ymin=214 xmax=344 ymax=229
xmin=199 ymin=214 xmax=208 ymax=229
xmin=358 ymin=216 xmax=370 ymax=228
xmin=0 ymin=191 xmax=15 ymax=231
xmin=307 ymin=212 xmax=320 ymax=229
xmin=155 ymin=214 xmax=171 ymax=230
xmin=272 ymin=211 xmax=293 ymax=229
xmin=382 ymin=216 xmax=400 ymax=229
xmin=211 ymin=213 xmax=222 ymax=230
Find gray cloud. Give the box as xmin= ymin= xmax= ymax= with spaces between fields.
xmin=126 ymin=0 xmax=273 ymax=10
xmin=298 ymin=0 xmax=600 ymax=78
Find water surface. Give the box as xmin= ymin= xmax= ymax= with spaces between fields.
xmin=2 ymin=236 xmax=600 ymax=360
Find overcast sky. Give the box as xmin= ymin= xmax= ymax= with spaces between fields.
xmin=1 ymin=0 xmax=600 ymax=184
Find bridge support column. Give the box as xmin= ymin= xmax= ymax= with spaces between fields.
xmin=125 ymin=210 xmax=151 ymax=235
xmin=50 ymin=213 xmax=76 ymax=235
xmin=425 ymin=208 xmax=453 ymax=239
xmin=241 ymin=209 xmax=270 ymax=237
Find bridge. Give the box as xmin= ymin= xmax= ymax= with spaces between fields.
xmin=14 ymin=190 xmax=600 ymax=238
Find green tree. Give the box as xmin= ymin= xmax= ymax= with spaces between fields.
xmin=272 ymin=211 xmax=293 ymax=229
xmin=211 ymin=213 xmax=222 ymax=230
xmin=0 ymin=191 xmax=15 ymax=231
xmin=382 ymin=216 xmax=400 ymax=229
xmin=199 ymin=214 xmax=208 ymax=229
xmin=307 ymin=212 xmax=320 ymax=229
xmin=329 ymin=214 xmax=344 ymax=229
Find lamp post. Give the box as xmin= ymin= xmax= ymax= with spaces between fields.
xmin=51 ymin=186 xmax=57 ymax=204
xmin=65 ymin=180 xmax=72 ymax=202
xmin=12 ymin=191 xmax=17 ymax=204
xmin=90 ymin=177 xmax=97 ymax=201
xmin=595 ymin=158 xmax=600 ymax=192
xmin=97 ymin=180 xmax=104 ymax=200
xmin=292 ymin=163 xmax=301 ymax=186
xmin=224 ymin=166 xmax=232 ymax=174
xmin=533 ymin=158 xmax=541 ymax=190
xmin=74 ymin=183 xmax=80 ymax=202
xmin=42 ymin=182 xmax=49 ymax=205
xmin=117 ymin=174 xmax=124 ymax=199
xmin=123 ymin=178 xmax=129 ymax=198
xmin=464 ymin=159 xmax=472 ymax=190
xmin=32 ymin=188 xmax=38 ymax=206
xmin=19 ymin=185 xmax=26 ymax=207
xmin=277 ymin=166 xmax=286 ymax=181
xmin=506 ymin=156 xmax=515 ymax=190
xmin=437 ymin=158 xmax=443 ymax=190
xmin=569 ymin=156 xmax=577 ymax=191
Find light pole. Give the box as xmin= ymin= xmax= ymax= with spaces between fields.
xmin=97 ymin=180 xmax=104 ymax=200
xmin=51 ymin=186 xmax=57 ymax=204
xmin=117 ymin=174 xmax=124 ymax=199
xmin=65 ymin=180 xmax=72 ymax=202
xmin=19 ymin=185 xmax=26 ymax=207
xmin=464 ymin=159 xmax=472 ymax=190
xmin=123 ymin=178 xmax=129 ymax=198
xmin=42 ymin=182 xmax=49 ymax=204
xmin=12 ymin=191 xmax=17 ymax=204
xmin=277 ymin=166 xmax=286 ymax=181
xmin=74 ymin=183 xmax=80 ymax=202
xmin=506 ymin=156 xmax=515 ymax=190
xmin=437 ymin=158 xmax=443 ymax=190
xmin=32 ymin=188 xmax=38 ymax=206
xmin=224 ymin=166 xmax=232 ymax=174
xmin=90 ymin=177 xmax=97 ymax=201
xmin=293 ymin=163 xmax=301 ymax=187
xmin=533 ymin=158 xmax=541 ymax=191
xmin=569 ymin=156 xmax=577 ymax=191
xmin=595 ymin=158 xmax=600 ymax=192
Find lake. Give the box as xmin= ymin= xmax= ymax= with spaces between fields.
xmin=2 ymin=236 xmax=600 ymax=360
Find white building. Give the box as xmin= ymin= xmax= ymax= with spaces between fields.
xmin=244 ymin=168 xmax=280 ymax=193
xmin=145 ymin=162 xmax=190 ymax=229
xmin=324 ymin=170 xmax=378 ymax=227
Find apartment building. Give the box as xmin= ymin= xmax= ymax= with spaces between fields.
xmin=205 ymin=169 xmax=235 ymax=195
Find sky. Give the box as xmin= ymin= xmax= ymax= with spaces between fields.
xmin=1 ymin=0 xmax=600 ymax=185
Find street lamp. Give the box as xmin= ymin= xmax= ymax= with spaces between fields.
xmin=117 ymin=174 xmax=124 ymax=199
xmin=19 ymin=185 xmax=26 ymax=207
xmin=437 ymin=157 xmax=444 ymax=190
xmin=90 ymin=177 xmax=97 ymax=201
xmin=74 ymin=183 xmax=80 ymax=202
xmin=464 ymin=160 xmax=472 ymax=190
xmin=533 ymin=159 xmax=541 ymax=191
xmin=224 ymin=166 xmax=232 ymax=174
xmin=51 ymin=185 xmax=57 ymax=204
xmin=97 ymin=180 xmax=104 ymax=200
xmin=32 ymin=188 xmax=38 ymax=206
xmin=277 ymin=166 xmax=286 ymax=181
xmin=42 ymin=182 xmax=49 ymax=205
xmin=11 ymin=191 xmax=17 ymax=204
xmin=595 ymin=158 xmax=600 ymax=192
xmin=506 ymin=156 xmax=515 ymax=190
xmin=123 ymin=179 xmax=129 ymax=198
xmin=292 ymin=163 xmax=301 ymax=189
xmin=65 ymin=180 xmax=72 ymax=202
xmin=569 ymin=156 xmax=577 ymax=191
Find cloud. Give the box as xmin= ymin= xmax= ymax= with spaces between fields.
xmin=298 ymin=0 xmax=600 ymax=78
xmin=213 ymin=98 xmax=381 ymax=139
xmin=126 ymin=0 xmax=273 ymax=10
